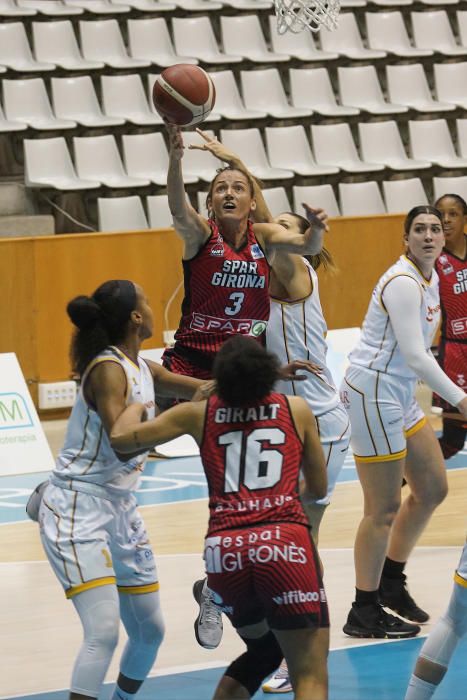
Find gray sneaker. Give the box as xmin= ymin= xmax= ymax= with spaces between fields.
xmin=193 ymin=578 xmax=223 ymax=650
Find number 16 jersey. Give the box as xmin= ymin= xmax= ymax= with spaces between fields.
xmin=201 ymin=392 xmax=308 ymax=535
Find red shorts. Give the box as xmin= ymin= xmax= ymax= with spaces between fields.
xmin=161 ymin=345 xmax=213 ymax=381
xmin=204 ymin=522 xmax=329 ymax=631
xmin=433 ymin=341 xmax=467 ymax=412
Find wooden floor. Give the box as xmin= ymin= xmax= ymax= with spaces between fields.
xmin=1 ymin=404 xmax=466 ymax=699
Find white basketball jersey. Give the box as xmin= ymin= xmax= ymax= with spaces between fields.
xmin=52 ymin=346 xmax=156 ymax=499
xmin=266 ymin=260 xmax=340 ymax=416
xmin=349 ymin=255 xmax=441 ymax=378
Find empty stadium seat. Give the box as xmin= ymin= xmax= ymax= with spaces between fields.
xmin=0 ymin=102 xmax=27 ymax=132
xmin=209 ymin=70 xmax=267 ymax=121
xmin=265 ymin=125 xmax=339 ymax=176
xmin=455 ymin=118 xmax=467 ymax=157
xmin=0 ymin=22 xmax=56 ymax=72
xmin=52 ymin=76 xmax=125 ymax=128
xmin=33 ymin=20 xmax=105 ymax=71
xmin=24 ymin=137 xmax=100 ymax=190
xmin=359 ymin=121 xmax=431 ymax=171
xmin=366 ymin=11 xmax=433 ymax=57
xmin=18 ymin=0 xmax=82 ymax=14
xmin=268 ymin=14 xmax=338 ymax=61
xmin=220 ymin=128 xmax=295 ymax=181
xmin=411 ymin=11 xmax=467 ymax=56
xmin=221 ymin=15 xmax=290 ymax=63
xmin=122 ymin=132 xmax=198 ymax=185
xmin=113 ymin=0 xmax=175 ymax=9
xmin=79 ymin=19 xmax=151 ymax=69
xmin=98 ymin=195 xmax=149 ymax=232
xmin=65 ymin=0 xmax=130 ymax=12
xmin=338 ymin=66 xmax=408 ymax=115
xmin=320 ymin=13 xmax=387 ymax=60
xmin=383 ymin=178 xmax=428 ymax=212
xmin=433 ymin=175 xmax=467 ymax=201
xmin=311 ymin=123 xmax=385 ymax=174
xmin=262 ymin=187 xmax=292 ymax=217
xmin=178 ymin=129 xmax=219 ymax=182
xmin=0 ymin=0 xmax=37 ymax=16
xmin=290 ymin=68 xmax=359 ymax=117
xmin=3 ymin=78 xmax=77 ymax=130
xmin=101 ymin=74 xmax=162 ymax=125
xmin=434 ymin=62 xmax=467 ymax=110
xmin=172 ymin=17 xmax=242 ymax=65
xmin=339 ymin=182 xmax=386 ymax=216
xmin=127 ymin=18 xmax=198 ymax=67
xmin=73 ymin=135 xmax=151 ymax=188
xmin=241 ymin=69 xmax=313 ymax=119
xmin=293 ymin=185 xmax=340 ymax=218
xmin=457 ymin=11 xmax=467 ymax=48
xmin=386 ymin=64 xmax=456 ymax=113
xmin=409 ymin=119 xmax=467 ymax=168
xmin=147 ymin=194 xmax=173 ymax=229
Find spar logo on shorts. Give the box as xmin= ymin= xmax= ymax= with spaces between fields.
xmin=272 ymin=589 xmax=325 ymax=605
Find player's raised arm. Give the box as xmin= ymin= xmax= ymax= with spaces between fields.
xmin=166 ymin=122 xmax=211 ymax=257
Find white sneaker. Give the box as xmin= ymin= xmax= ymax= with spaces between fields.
xmin=193 ymin=578 xmax=223 ymax=650
xmin=262 ymin=665 xmax=292 ymax=694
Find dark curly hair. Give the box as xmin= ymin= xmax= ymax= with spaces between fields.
xmin=213 ymin=335 xmax=280 ymax=406
xmin=67 ymin=279 xmax=137 ymax=376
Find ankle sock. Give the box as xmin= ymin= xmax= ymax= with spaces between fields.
xmin=355 ymin=588 xmax=379 ymax=607
xmin=382 ymin=557 xmax=406 ymax=580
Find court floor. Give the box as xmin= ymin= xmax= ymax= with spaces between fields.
xmin=1 ymin=434 xmax=466 ymax=700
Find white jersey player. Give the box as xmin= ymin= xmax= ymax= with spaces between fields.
xmin=341 ymin=207 xmax=467 ymax=642
xmin=31 ymin=279 xmax=205 ymax=700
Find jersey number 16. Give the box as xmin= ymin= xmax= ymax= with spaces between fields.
xmin=218 ymin=428 xmax=285 ymax=492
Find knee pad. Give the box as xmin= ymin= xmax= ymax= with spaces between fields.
xmin=224 ymin=631 xmax=283 ymax=696
xmin=419 ymin=583 xmax=467 ymax=668
xmin=118 ymin=592 xmax=165 ymax=680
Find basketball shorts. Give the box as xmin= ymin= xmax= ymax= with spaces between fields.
xmin=340 ymin=364 xmax=426 ymax=463
xmin=433 ymin=341 xmax=467 ymax=412
xmin=315 ymin=403 xmax=351 ymax=505
xmin=204 ymin=522 xmax=329 ymax=631
xmin=454 ymin=541 xmax=467 ymax=587
xmin=39 ymin=484 xmax=159 ymax=599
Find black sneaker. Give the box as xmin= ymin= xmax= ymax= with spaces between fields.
xmin=343 ymin=602 xmax=421 ymax=639
xmin=379 ymin=574 xmax=429 ymax=623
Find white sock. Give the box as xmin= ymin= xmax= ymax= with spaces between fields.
xmin=405 ymin=675 xmax=438 ymax=700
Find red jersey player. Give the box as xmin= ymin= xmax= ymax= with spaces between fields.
xmin=162 ymin=123 xmax=327 ymax=380
xmin=434 ymin=194 xmax=467 ymax=458
xmin=111 ymin=335 xmax=329 ymax=700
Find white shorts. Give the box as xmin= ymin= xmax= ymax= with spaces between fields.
xmin=340 ymin=365 xmax=426 ymax=463
xmin=315 ymin=403 xmax=351 ymax=505
xmin=455 ymin=541 xmax=467 ymax=587
xmin=39 ymin=483 xmax=159 ymax=599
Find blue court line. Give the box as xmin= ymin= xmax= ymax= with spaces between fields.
xmin=1 ymin=444 xmax=466 ymax=525
xmin=6 ymin=636 xmax=467 ymax=700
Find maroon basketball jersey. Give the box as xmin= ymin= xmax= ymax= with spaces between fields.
xmin=173 ymin=219 xmax=270 ymax=356
xmin=436 ymin=241 xmax=467 ymax=341
xmin=201 ymin=392 xmax=309 ymax=535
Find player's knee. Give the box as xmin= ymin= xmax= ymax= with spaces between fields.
xmin=139 ymin=610 xmax=165 ymax=648
xmin=87 ymin=612 xmax=120 ymax=656
xmin=225 ymin=631 xmax=283 ymax=697
xmin=372 ymin=502 xmax=400 ymax=530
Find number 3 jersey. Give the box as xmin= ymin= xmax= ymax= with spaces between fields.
xmin=173 ymin=219 xmax=270 ymax=356
xmin=200 ymin=392 xmax=308 ymax=535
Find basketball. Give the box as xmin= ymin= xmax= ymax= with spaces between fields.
xmin=152 ymin=64 xmax=216 ymax=127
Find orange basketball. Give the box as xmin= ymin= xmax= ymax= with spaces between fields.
xmin=152 ymin=64 xmax=216 ymax=127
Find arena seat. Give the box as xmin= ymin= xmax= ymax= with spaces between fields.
xmin=241 ymin=68 xmax=313 ymax=120
xmin=311 ymin=123 xmax=385 ymax=174
xmin=433 ymin=175 xmax=467 ymax=201
xmin=268 ymin=14 xmax=338 ymax=61
xmin=411 ymin=11 xmax=467 ymax=56
xmin=147 ymin=194 xmax=173 ymax=229
xmin=457 ymin=11 xmax=467 ymax=48
xmin=64 ymin=0 xmax=130 ymax=13
xmin=386 ymin=63 xmax=456 ymax=113
xmin=293 ymin=185 xmax=341 ymax=218
xmin=127 ymin=17 xmax=198 ymax=67
xmin=409 ymin=119 xmax=467 ymax=169
xmin=112 ymin=0 xmax=175 ymax=9
xmin=122 ymin=132 xmax=199 ymax=185
xmin=101 ymin=74 xmax=163 ymax=126
xmin=434 ymin=62 xmax=467 ymax=110
xmin=18 ymin=0 xmax=83 ymax=15
xmin=98 ymin=195 xmax=149 ymax=232
xmin=177 ymin=129 xmax=219 ymax=182
xmin=73 ymin=135 xmax=151 ymax=188
xmin=338 ymin=66 xmax=408 ymax=115
xmin=79 ymin=19 xmax=151 ymax=69
xmin=33 ymin=21 xmax=105 ymax=71
xmin=0 ymin=21 xmax=56 ymax=72
xmin=209 ymin=70 xmax=267 ymax=121
xmin=24 ymin=137 xmax=100 ymax=191
xmin=172 ymin=16 xmax=242 ymax=65
xmin=339 ymin=181 xmax=386 ymax=216
xmin=290 ymin=68 xmax=359 ymax=117
xmin=455 ymin=119 xmax=467 ymax=158
xmin=0 ymin=101 xmax=27 ymax=132
xmin=319 ymin=12 xmax=387 ymax=60
xmin=265 ymin=125 xmax=340 ymax=177
xmin=262 ymin=187 xmax=292 ymax=217
xmin=3 ymin=78 xmax=77 ymax=130
xmin=220 ymin=128 xmax=295 ymax=181
xmin=220 ymin=15 xmax=290 ymax=63
xmin=359 ymin=121 xmax=431 ymax=171
xmin=0 ymin=0 xmax=37 ymax=16
xmin=52 ymin=76 xmax=125 ymax=128
xmin=366 ymin=11 xmax=433 ymax=57
xmin=383 ymin=178 xmax=429 ymax=213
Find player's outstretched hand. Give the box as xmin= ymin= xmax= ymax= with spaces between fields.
xmin=188 ymin=128 xmax=238 ymax=165
xmin=165 ymin=120 xmax=184 ymax=160
xmin=278 ymin=359 xmax=322 ymax=381
xmin=302 ymin=203 xmax=329 ymax=233
xmin=191 ymin=379 xmax=217 ymax=402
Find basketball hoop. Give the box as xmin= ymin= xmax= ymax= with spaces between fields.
xmin=274 ymin=0 xmax=340 ymax=34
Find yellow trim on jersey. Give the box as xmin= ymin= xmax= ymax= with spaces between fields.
xmin=110 ymin=345 xmax=141 ymax=372
xmin=404 ymin=417 xmax=427 ymax=438
xmin=83 ymin=354 xmax=130 ymax=403
xmin=354 ymin=448 xmax=407 ymax=463
xmin=66 ymin=576 xmax=116 ymax=598
xmin=118 ymin=582 xmax=160 ymax=595
xmin=403 ymin=255 xmax=433 ymax=285
xmin=454 ymin=572 xmax=467 ymax=588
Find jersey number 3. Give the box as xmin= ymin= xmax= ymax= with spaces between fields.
xmin=224 ymin=292 xmax=244 ymax=316
xmin=219 ymin=428 xmax=285 ymax=492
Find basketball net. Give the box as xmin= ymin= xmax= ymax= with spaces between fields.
xmin=274 ymin=0 xmax=340 ymax=34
